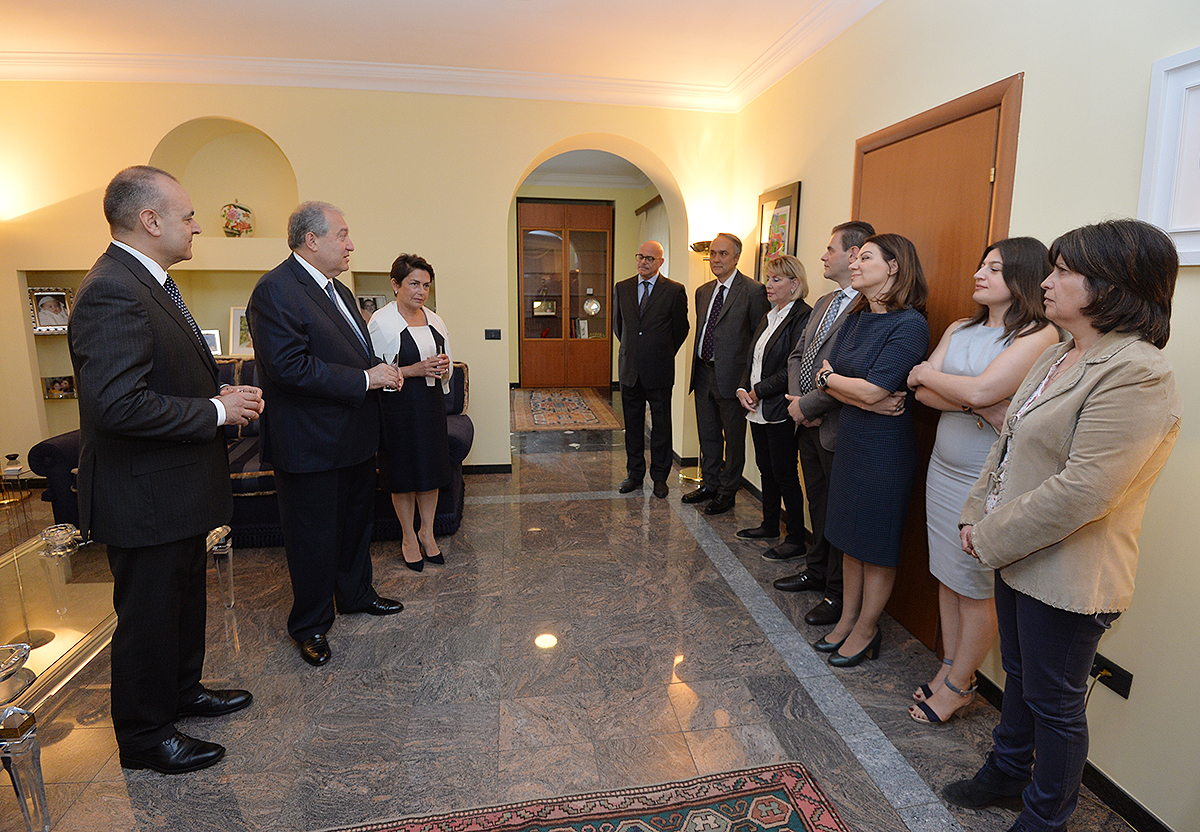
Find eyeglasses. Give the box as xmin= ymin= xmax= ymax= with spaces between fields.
xmin=635 ymin=254 xmax=661 ymax=262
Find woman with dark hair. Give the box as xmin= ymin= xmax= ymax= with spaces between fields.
xmin=735 ymin=254 xmax=813 ymax=558
xmin=368 ymin=253 xmax=453 ymax=571
xmin=905 ymin=238 xmax=1059 ymax=724
xmin=943 ymin=220 xmax=1181 ymax=832
xmin=811 ymin=233 xmax=930 ymax=666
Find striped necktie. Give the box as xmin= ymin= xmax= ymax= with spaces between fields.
xmin=800 ymin=290 xmax=846 ymax=392
xmin=325 ymin=280 xmax=370 ymax=353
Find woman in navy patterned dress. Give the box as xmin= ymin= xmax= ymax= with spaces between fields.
xmin=812 ymin=234 xmax=930 ymax=667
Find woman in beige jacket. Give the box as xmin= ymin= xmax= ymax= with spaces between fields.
xmin=942 ymin=219 xmax=1182 ymax=832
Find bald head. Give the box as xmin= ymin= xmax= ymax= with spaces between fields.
xmin=636 ymin=241 xmax=664 ymax=279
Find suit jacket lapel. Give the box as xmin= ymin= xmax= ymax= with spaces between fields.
xmin=713 ymin=271 xmax=743 ymax=326
xmin=291 ymin=259 xmax=372 ymax=362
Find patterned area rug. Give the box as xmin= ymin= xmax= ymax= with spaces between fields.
xmin=322 ymin=764 xmax=849 ymax=832
xmin=510 ymin=388 xmax=622 ymax=431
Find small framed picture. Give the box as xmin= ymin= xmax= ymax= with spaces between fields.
xmin=29 ymin=288 xmax=73 ymax=334
xmin=43 ymin=376 xmax=77 ymax=399
xmin=201 ymin=329 xmax=222 ymax=355
xmin=356 ymin=295 xmax=387 ymax=323
xmin=229 ymin=307 xmax=253 ymax=356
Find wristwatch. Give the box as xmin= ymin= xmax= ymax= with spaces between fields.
xmin=816 ymin=368 xmax=833 ymax=390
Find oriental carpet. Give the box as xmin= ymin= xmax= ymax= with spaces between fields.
xmin=510 ymin=388 xmax=622 ymax=431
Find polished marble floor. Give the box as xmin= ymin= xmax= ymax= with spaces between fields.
xmin=0 ymin=426 xmax=1132 ymax=832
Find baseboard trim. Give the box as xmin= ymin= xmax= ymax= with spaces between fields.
xmin=975 ymin=673 xmax=1169 ymax=832
xmin=463 ymin=464 xmax=512 ymax=474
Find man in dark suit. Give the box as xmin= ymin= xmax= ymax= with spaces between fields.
xmin=613 ymin=241 xmax=689 ymax=499
xmin=248 ymin=202 xmax=403 ymax=669
xmin=70 ymin=166 xmax=263 ymax=774
xmin=684 ymin=232 xmax=770 ymax=515
xmin=778 ymin=220 xmax=875 ymax=626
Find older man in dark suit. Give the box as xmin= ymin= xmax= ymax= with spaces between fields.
xmin=248 ymin=202 xmax=403 ymax=669
xmin=684 ymin=232 xmax=771 ymax=515
xmin=70 ymin=166 xmax=263 ymax=774
xmin=613 ymin=240 xmax=689 ymax=499
xmin=778 ymin=220 xmax=875 ymax=626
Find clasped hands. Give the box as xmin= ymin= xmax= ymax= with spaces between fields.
xmin=218 ymin=385 xmax=265 ymax=426
xmin=402 ymin=352 xmax=450 ymax=381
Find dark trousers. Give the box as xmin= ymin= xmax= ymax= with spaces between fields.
xmin=990 ymin=574 xmax=1118 ymax=831
xmin=274 ymin=455 xmax=378 ymax=641
xmin=107 ymin=535 xmax=208 ymax=752
xmin=621 ymin=380 xmax=673 ymax=483
xmin=693 ymin=362 xmax=747 ymax=497
xmin=796 ymin=424 xmax=843 ymax=598
xmin=749 ymin=420 xmax=807 ymax=545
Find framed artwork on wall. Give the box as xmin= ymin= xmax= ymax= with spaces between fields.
xmin=43 ymin=376 xmax=77 ymax=399
xmin=229 ymin=307 xmax=253 ymax=355
xmin=1138 ymin=44 xmax=1200 ymax=265
xmin=356 ymin=294 xmax=388 ymax=324
xmin=755 ymin=182 xmax=802 ymax=281
xmin=29 ymin=287 xmax=73 ymax=333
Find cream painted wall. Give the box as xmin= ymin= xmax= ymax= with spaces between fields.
xmin=730 ymin=0 xmax=1200 ymax=827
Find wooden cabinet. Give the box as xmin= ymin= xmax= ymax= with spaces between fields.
xmin=517 ymin=201 xmax=613 ymax=387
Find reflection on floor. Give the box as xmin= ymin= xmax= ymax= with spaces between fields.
xmin=0 ymin=428 xmax=1132 ymax=832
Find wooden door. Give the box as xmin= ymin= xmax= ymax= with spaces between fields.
xmin=518 ymin=200 xmax=613 ymax=388
xmin=851 ymin=75 xmax=1023 ymax=649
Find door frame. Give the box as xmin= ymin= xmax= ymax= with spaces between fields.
xmin=852 ymin=73 xmax=1023 ymax=245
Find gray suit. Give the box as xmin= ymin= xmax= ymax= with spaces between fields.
xmin=785 ymin=287 xmax=855 ymax=598
xmin=70 ymin=243 xmax=232 ymax=752
xmin=690 ymin=270 xmax=770 ymax=496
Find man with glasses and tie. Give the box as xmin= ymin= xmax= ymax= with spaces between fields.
xmin=684 ymin=232 xmax=770 ymax=515
xmin=248 ymin=202 xmax=403 ymax=670
xmin=70 ymin=166 xmax=264 ymax=773
xmin=613 ymin=241 xmax=689 ymax=499
xmin=778 ymin=220 xmax=875 ymax=626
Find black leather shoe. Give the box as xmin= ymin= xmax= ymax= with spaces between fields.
xmin=299 ymin=634 xmax=331 ymax=667
xmin=704 ymin=494 xmax=735 ymax=515
xmin=773 ymin=571 xmax=826 ymax=593
xmin=652 ymin=481 xmax=668 ymax=499
xmin=345 ymin=597 xmax=404 ymax=616
xmin=942 ymin=753 xmax=1030 ymax=810
xmin=762 ymin=542 xmax=805 ymax=561
xmin=736 ymin=524 xmax=779 ymax=540
xmin=119 ymin=732 xmax=225 ymax=774
xmin=681 ymin=487 xmax=717 ymax=504
xmin=618 ymin=477 xmax=642 ymax=494
xmin=176 ymin=687 xmax=253 ymax=718
xmin=804 ymin=596 xmax=843 ymax=626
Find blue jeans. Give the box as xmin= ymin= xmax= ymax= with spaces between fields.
xmin=990 ymin=574 xmax=1119 ymax=831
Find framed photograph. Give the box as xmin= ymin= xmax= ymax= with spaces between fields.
xmin=532 ymin=299 xmax=557 ymax=317
xmin=29 ymin=287 xmax=73 ymax=333
xmin=754 ymin=182 xmax=802 ymax=281
xmin=43 ymin=376 xmax=77 ymax=399
xmin=1138 ymin=44 xmax=1200 ymax=265
xmin=352 ymin=290 xmax=386 ymax=319
xmin=201 ymin=329 xmax=222 ymax=356
xmin=229 ymin=307 xmax=253 ymax=356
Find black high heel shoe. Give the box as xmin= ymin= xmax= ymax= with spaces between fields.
xmin=402 ymin=543 xmax=424 ymax=572
xmin=419 ymin=541 xmax=444 ymax=565
xmin=813 ymin=634 xmax=847 ymax=653
xmin=829 ymin=628 xmax=882 ymax=667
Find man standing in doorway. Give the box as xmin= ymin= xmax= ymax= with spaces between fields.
xmin=613 ymin=241 xmax=689 ymax=498
xmin=248 ymin=202 xmax=404 ymax=669
xmin=684 ymin=232 xmax=770 ymax=515
xmin=70 ymin=165 xmax=263 ymax=774
xmin=778 ymin=220 xmax=875 ymax=626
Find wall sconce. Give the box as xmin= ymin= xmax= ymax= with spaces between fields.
xmin=690 ymin=241 xmax=711 ymax=254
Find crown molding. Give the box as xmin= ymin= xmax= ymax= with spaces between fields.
xmin=0 ymin=2 xmax=881 ymax=113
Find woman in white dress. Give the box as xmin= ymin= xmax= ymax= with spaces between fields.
xmin=905 ymin=238 xmax=1058 ymax=723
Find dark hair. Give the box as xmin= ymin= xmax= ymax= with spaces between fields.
xmin=832 ymin=220 xmax=876 ymax=252
xmin=851 ymin=233 xmax=928 ymax=313
xmin=391 ymin=253 xmax=436 ymax=283
xmin=288 ymin=201 xmax=342 ymax=250
xmin=713 ymin=232 xmax=743 ymax=257
xmin=1048 ymin=219 xmax=1177 ymax=348
xmin=103 ymin=165 xmax=177 ymax=232
xmin=966 ymin=237 xmax=1053 ymax=342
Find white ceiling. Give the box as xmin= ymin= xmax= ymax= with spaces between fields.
xmin=0 ymin=0 xmax=883 ymax=112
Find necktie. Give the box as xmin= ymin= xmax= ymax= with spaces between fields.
xmin=325 ymin=280 xmax=370 ymax=353
xmin=639 ymin=280 xmax=651 ymax=313
xmin=800 ymin=291 xmax=846 ymax=393
xmin=163 ymin=275 xmax=207 ymax=349
xmin=700 ymin=284 xmax=726 ymax=362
